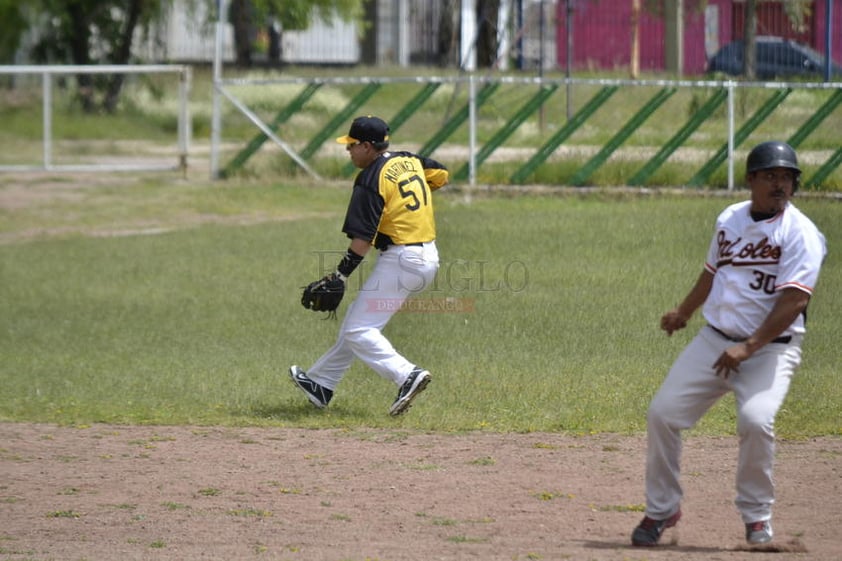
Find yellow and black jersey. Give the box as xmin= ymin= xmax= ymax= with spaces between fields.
xmin=342 ymin=151 xmax=449 ymax=249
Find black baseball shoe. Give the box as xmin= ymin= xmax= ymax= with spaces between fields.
xmin=389 ymin=367 xmax=431 ymax=416
xmin=289 ymin=366 xmax=333 ymax=409
xmin=631 ymin=510 xmax=682 ymax=546
xmin=745 ymin=520 xmax=773 ymax=544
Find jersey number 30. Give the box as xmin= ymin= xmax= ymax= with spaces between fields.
xmin=750 ymin=270 xmax=777 ymax=295
xmin=398 ymin=175 xmax=429 ymax=211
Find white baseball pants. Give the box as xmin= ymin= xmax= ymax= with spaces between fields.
xmin=306 ymin=242 xmax=439 ymax=390
xmin=644 ymin=326 xmax=803 ymax=523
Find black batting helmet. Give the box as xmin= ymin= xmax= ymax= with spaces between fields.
xmin=746 ymin=141 xmax=801 ymax=191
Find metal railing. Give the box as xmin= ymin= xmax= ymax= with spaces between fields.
xmin=0 ymin=64 xmax=191 ymax=174
xmin=212 ymin=74 xmax=842 ymax=190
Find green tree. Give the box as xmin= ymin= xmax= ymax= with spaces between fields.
xmin=18 ymin=0 xmax=168 ymax=112
xmin=0 ymin=0 xmax=28 ymax=65
xmin=226 ymin=0 xmax=365 ymax=67
xmin=3 ymin=0 xmax=363 ymax=110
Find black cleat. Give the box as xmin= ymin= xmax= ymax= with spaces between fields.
xmin=389 ymin=367 xmax=431 ymax=416
xmin=631 ymin=510 xmax=682 ymax=546
xmin=289 ymin=366 xmax=333 ymax=409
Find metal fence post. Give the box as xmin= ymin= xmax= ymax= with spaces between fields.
xmin=178 ymin=66 xmax=191 ymax=177
xmin=727 ymin=81 xmax=735 ymax=190
xmin=211 ymin=0 xmax=228 ymax=179
xmin=42 ymin=72 xmax=52 ymax=170
xmin=468 ymin=75 xmax=477 ymax=187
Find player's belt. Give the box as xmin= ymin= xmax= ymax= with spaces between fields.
xmin=378 ymin=242 xmax=424 ymax=251
xmin=708 ymin=324 xmax=792 ymax=345
xmin=374 ymin=231 xmax=426 ymax=250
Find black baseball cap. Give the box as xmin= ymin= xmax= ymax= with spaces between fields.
xmin=336 ymin=115 xmax=390 ymax=144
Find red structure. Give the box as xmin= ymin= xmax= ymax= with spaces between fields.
xmin=555 ymin=0 xmax=842 ymax=75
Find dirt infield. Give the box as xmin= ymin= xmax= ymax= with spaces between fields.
xmin=1 ymin=423 xmax=839 ymax=561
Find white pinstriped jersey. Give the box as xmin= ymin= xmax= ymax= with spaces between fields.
xmin=702 ymin=200 xmax=826 ymax=338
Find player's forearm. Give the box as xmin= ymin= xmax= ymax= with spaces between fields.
xmin=676 ymin=270 xmax=714 ymax=318
xmin=743 ymin=288 xmax=811 ymax=353
xmin=349 ymin=237 xmax=372 ymax=258
xmin=336 ymin=238 xmax=371 ymax=280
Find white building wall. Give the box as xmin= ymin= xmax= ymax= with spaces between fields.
xmin=282 ymin=17 xmax=359 ymax=64
xmin=167 ymin=0 xmax=235 ymax=61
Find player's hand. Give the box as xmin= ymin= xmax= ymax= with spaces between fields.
xmin=713 ymin=343 xmax=750 ymax=379
xmin=660 ymin=309 xmax=687 ymax=336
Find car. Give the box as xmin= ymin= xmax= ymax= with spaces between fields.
xmin=706 ymin=36 xmax=842 ymax=79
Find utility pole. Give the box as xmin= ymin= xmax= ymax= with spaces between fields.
xmin=665 ymin=0 xmax=684 ymax=75
xmin=744 ymin=0 xmax=757 ymax=79
xmin=824 ymin=0 xmax=833 ymax=81
xmin=630 ymin=0 xmax=640 ymax=78
xmin=566 ymin=0 xmax=573 ymax=120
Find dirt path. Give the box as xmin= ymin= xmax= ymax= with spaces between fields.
xmin=1 ymin=423 xmax=839 ymax=561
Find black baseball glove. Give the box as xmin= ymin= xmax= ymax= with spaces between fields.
xmin=301 ymin=273 xmax=345 ymax=317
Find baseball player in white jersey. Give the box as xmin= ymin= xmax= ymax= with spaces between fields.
xmin=631 ymin=141 xmax=827 ymax=547
xmin=290 ymin=115 xmax=449 ymax=416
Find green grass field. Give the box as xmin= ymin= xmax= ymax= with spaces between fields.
xmin=1 ymin=180 xmax=839 ymax=437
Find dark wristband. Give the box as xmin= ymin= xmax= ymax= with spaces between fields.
xmin=337 ymin=248 xmax=364 ymax=278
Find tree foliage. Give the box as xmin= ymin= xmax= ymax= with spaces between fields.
xmin=2 ymin=0 xmax=364 ymax=108
xmin=0 ymin=0 xmax=29 ymax=64
xmin=782 ymin=0 xmax=813 ymax=33
xmin=6 ymin=0 xmax=167 ymax=112
xmin=247 ymin=0 xmax=363 ymax=31
xmin=225 ymin=0 xmax=364 ymax=67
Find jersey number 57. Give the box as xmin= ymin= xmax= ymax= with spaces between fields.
xmin=398 ymin=175 xmax=429 ymax=211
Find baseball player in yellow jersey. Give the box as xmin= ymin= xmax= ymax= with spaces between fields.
xmin=631 ymin=141 xmax=826 ymax=547
xmin=290 ymin=116 xmax=449 ymax=416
